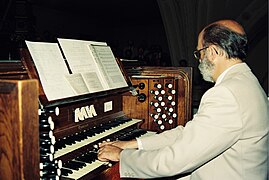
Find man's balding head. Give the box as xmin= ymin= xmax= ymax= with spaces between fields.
xmin=200 ymin=19 xmax=248 ymax=61
xmin=209 ymin=19 xmax=246 ymax=35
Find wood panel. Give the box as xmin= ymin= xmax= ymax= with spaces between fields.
xmin=0 ymin=79 xmax=39 ymax=179
xmin=0 ymin=60 xmax=28 ymax=80
xmin=123 ymin=66 xmax=192 ymax=132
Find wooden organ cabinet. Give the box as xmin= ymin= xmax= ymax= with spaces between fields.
xmin=0 ymin=49 xmax=192 ymax=179
xmin=0 ymin=79 xmax=39 ymax=179
xmin=122 ymin=66 xmax=192 ymax=132
xmin=0 ymin=49 xmax=155 ymax=180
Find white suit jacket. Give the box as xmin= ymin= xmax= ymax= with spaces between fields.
xmin=120 ymin=63 xmax=269 ymax=180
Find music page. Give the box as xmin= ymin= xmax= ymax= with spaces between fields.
xmin=64 ymin=73 xmax=89 ymax=94
xmin=89 ymin=44 xmax=128 ymax=89
xmin=25 ymin=41 xmax=76 ymax=101
xmin=57 ymin=38 xmax=109 ymax=91
xmin=81 ymin=72 xmax=104 ymax=93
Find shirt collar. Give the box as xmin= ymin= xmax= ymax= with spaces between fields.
xmin=215 ymin=64 xmax=241 ymax=86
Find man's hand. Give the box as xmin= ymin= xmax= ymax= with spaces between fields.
xmin=97 ymin=144 xmax=123 ymax=162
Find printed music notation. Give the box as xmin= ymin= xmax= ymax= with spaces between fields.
xmin=25 ymin=41 xmax=76 ymax=100
xmin=25 ymin=38 xmax=128 ymax=101
xmin=89 ymin=44 xmax=128 ymax=89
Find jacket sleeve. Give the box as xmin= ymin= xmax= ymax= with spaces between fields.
xmin=120 ymin=86 xmax=243 ymax=179
xmin=137 ymin=125 xmax=184 ymax=150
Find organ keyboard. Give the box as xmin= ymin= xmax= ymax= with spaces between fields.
xmin=54 ymin=118 xmax=142 ymax=158
xmin=60 ymin=130 xmax=156 ymax=180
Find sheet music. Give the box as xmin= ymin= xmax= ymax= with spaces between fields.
xmin=81 ymin=72 xmax=104 ymax=93
xmin=26 ymin=38 xmax=129 ymax=100
xmin=25 ymin=41 xmax=76 ymax=101
xmin=57 ymin=38 xmax=109 ymax=90
xmin=64 ymin=72 xmax=105 ymax=94
xmin=64 ymin=73 xmax=89 ymax=94
xmin=89 ymin=44 xmax=128 ymax=89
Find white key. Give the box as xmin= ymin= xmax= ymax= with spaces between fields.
xmin=61 ymin=160 xmax=107 ymax=179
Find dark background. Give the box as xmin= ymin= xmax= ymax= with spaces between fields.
xmin=0 ymin=0 xmax=268 ymax=101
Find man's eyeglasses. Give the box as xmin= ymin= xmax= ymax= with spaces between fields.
xmin=193 ymin=47 xmax=208 ymax=60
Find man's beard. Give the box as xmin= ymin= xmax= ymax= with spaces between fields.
xmin=198 ymin=55 xmax=215 ymax=82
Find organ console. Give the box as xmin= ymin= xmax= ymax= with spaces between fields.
xmin=0 ymin=48 xmax=192 ymax=180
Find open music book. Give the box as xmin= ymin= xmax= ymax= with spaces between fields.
xmin=25 ymin=38 xmax=128 ymax=101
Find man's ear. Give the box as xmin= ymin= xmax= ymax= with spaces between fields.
xmin=207 ymin=45 xmax=221 ymax=61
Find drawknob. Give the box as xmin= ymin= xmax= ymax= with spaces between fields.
xmin=137 ymin=93 xmax=146 ymax=102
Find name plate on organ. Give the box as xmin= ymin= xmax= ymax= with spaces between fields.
xmin=74 ymin=105 xmax=97 ymax=122
xmin=74 ymin=101 xmax=113 ymax=122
